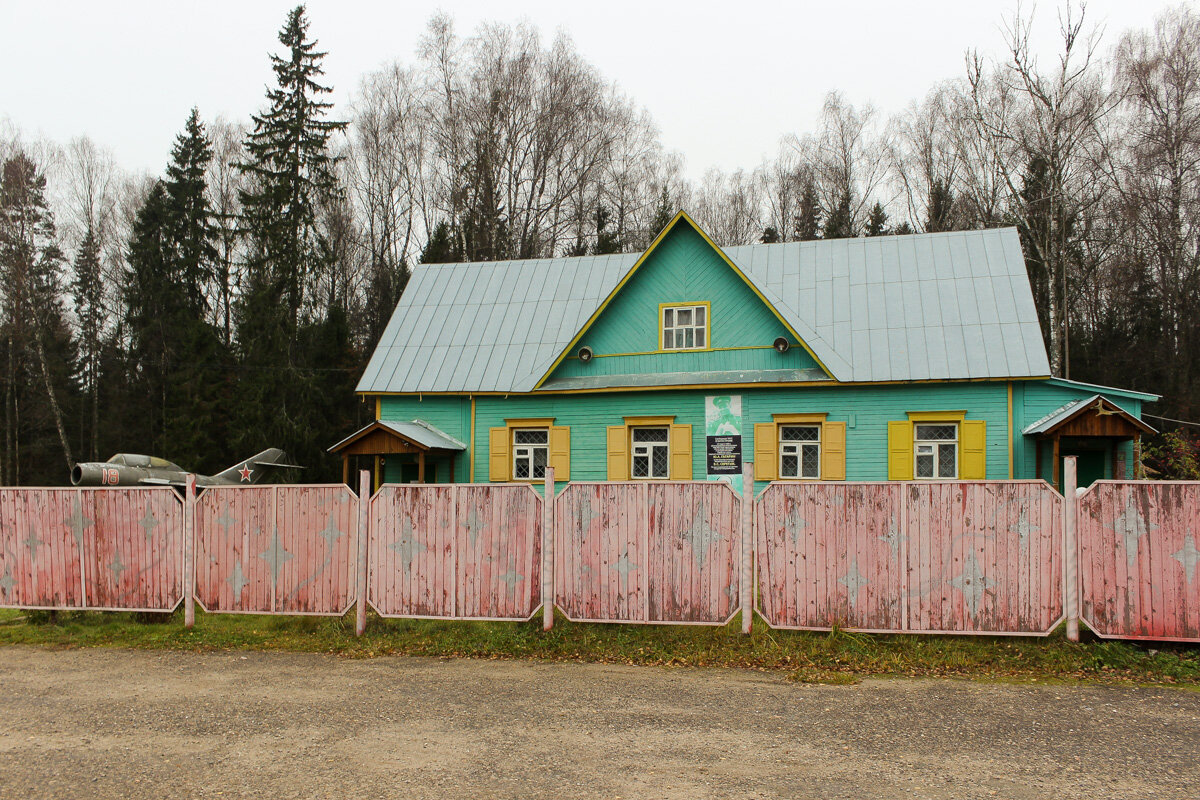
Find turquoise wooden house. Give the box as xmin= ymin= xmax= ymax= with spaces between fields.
xmin=333 ymin=212 xmax=1157 ymax=492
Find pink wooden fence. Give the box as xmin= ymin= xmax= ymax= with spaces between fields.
xmin=1078 ymin=481 xmax=1200 ymax=642
xmin=756 ymin=481 xmax=1063 ymax=635
xmin=0 ymin=488 xmax=183 ymax=611
xmin=194 ymin=485 xmax=358 ymax=615
xmin=904 ymin=481 xmax=1063 ymax=635
xmin=367 ymin=484 xmax=542 ymax=620
xmin=554 ymin=482 xmax=742 ymax=624
xmin=756 ymin=483 xmax=905 ymax=632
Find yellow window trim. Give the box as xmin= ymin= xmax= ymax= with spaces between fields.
xmin=658 ymin=301 xmax=712 ymax=352
xmin=504 ymin=417 xmax=556 ymax=427
xmin=907 ymin=410 xmax=967 ymax=422
xmin=623 ymin=415 xmax=675 ymax=426
xmin=773 ymin=412 xmax=828 ymax=424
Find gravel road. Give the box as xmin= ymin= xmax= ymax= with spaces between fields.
xmin=0 ymin=647 xmax=1196 ymax=799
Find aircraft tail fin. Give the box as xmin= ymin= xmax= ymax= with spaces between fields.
xmin=215 ymin=448 xmax=302 ymax=484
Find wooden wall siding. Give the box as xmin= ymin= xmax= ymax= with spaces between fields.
xmin=85 ymin=489 xmax=185 ymax=611
xmin=0 ymin=488 xmax=183 ymax=611
xmin=1079 ymin=482 xmax=1200 ymax=641
xmin=368 ymin=484 xmax=541 ymax=620
xmin=554 ymin=482 xmax=741 ymax=624
xmin=755 ymin=483 xmax=906 ymax=631
xmin=195 ymin=485 xmax=358 ymax=615
xmin=905 ymin=482 xmax=1063 ymax=634
xmin=756 ymin=481 xmax=1063 ymax=635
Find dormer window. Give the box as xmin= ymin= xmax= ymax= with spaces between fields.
xmin=661 ymin=303 xmax=708 ymax=350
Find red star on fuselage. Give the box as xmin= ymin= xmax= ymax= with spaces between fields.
xmin=238 ymin=464 xmax=253 ymax=482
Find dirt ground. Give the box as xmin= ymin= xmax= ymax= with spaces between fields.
xmin=0 ymin=648 xmax=1196 ymax=799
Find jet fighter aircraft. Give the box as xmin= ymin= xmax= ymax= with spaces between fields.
xmin=70 ymin=448 xmax=302 ymax=488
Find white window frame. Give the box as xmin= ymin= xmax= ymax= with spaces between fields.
xmin=779 ymin=424 xmax=821 ymax=479
xmin=661 ymin=304 xmax=708 ymax=351
xmin=914 ymin=423 xmax=958 ymax=480
xmin=512 ymin=428 xmax=549 ymax=480
xmin=631 ymin=426 xmax=670 ymax=479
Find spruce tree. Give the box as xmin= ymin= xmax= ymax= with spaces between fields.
xmin=793 ymin=177 xmax=821 ymax=241
xmin=70 ymin=225 xmax=104 ymax=461
xmin=925 ymin=178 xmax=956 ymax=233
xmin=822 ymin=191 xmax=853 ymax=239
xmin=593 ymin=205 xmax=620 ymax=254
xmin=0 ymin=153 xmax=76 ymax=479
xmin=165 ymin=109 xmax=218 ymax=316
xmin=238 ymin=5 xmax=346 ymax=330
xmin=648 ymin=186 xmax=674 ymax=240
xmin=864 ymin=202 xmax=889 ymax=237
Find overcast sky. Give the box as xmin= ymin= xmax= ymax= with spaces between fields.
xmin=0 ymin=0 xmax=1185 ymax=181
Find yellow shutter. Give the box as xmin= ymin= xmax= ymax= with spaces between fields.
xmin=488 ymin=427 xmax=510 ymax=482
xmin=821 ymin=421 xmax=846 ymax=481
xmin=606 ymin=426 xmax=629 ymax=480
xmin=549 ymin=426 xmax=570 ymax=482
xmin=960 ymin=420 xmax=987 ymax=479
xmin=754 ymin=422 xmax=778 ymax=481
xmin=670 ymin=424 xmax=692 ymax=480
xmin=887 ymin=421 xmax=914 ymax=481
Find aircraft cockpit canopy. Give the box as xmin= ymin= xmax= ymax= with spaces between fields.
xmin=106 ymin=454 xmax=183 ymax=470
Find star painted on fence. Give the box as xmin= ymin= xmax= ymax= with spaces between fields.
xmin=215 ymin=502 xmax=238 ymax=532
xmin=785 ymin=503 xmax=807 ymax=545
xmin=388 ymin=516 xmax=425 ymax=573
xmin=1007 ymin=506 xmax=1040 ymax=552
xmin=683 ymin=503 xmax=721 ymax=569
xmin=949 ymin=553 xmax=994 ymax=619
xmin=108 ymin=551 xmax=127 ymax=584
xmin=1172 ymin=536 xmax=1200 ymax=586
xmin=316 ymin=514 xmax=343 ymax=548
xmin=0 ymin=565 xmax=14 ymax=595
xmin=498 ymin=563 xmax=524 ymax=590
xmin=227 ymin=559 xmax=249 ymax=599
xmin=878 ymin=515 xmax=904 ymax=558
xmin=1109 ymin=495 xmax=1159 ymax=568
xmin=838 ymin=559 xmax=869 ymax=609
xmin=461 ymin=509 xmax=484 ymax=548
xmin=258 ymin=527 xmax=293 ymax=587
xmin=64 ymin=498 xmax=93 ymax=548
xmin=137 ymin=508 xmax=159 ymax=539
xmin=613 ymin=550 xmax=638 ymax=577
xmin=22 ymin=529 xmax=43 ymax=562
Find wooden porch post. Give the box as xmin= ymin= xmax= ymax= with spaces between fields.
xmin=1134 ymin=434 xmax=1143 ymax=479
xmin=418 ymin=450 xmax=426 ymax=483
xmin=342 ymin=454 xmax=349 ymax=486
xmin=1052 ymin=435 xmax=1061 ymax=493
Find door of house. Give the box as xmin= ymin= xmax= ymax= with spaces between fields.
xmin=1061 ymin=449 xmax=1106 ymax=488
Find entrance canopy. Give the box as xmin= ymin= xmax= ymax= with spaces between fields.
xmin=328 ymin=419 xmax=466 ymax=486
xmin=1023 ymin=395 xmax=1156 ymax=486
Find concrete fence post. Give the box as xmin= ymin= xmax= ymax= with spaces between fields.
xmin=543 ymin=467 xmax=555 ymax=631
xmin=1063 ymin=456 xmax=1079 ymax=643
xmin=183 ymin=474 xmax=196 ymax=629
xmin=355 ymin=469 xmax=371 ymax=637
xmin=740 ymin=461 xmax=754 ymax=635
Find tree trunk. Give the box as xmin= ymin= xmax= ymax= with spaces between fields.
xmin=33 ymin=333 xmax=72 ymax=472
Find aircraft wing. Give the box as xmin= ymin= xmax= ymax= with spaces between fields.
xmin=137 ymin=477 xmax=181 ymax=486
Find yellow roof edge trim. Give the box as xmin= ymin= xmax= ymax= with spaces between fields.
xmin=528 ymin=211 xmax=834 ymax=390
xmin=623 ymin=415 xmax=676 ymax=425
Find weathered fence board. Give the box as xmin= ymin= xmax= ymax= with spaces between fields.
xmin=756 ymin=483 xmax=905 ymax=631
xmin=368 ymin=484 xmax=541 ymax=620
xmin=905 ymin=482 xmax=1062 ymax=635
xmin=0 ymin=489 xmax=88 ymax=609
xmin=555 ymin=482 xmax=740 ymax=624
xmin=0 ymin=488 xmax=184 ymax=611
xmin=86 ymin=489 xmax=185 ymax=611
xmin=756 ymin=481 xmax=1062 ymax=635
xmin=195 ymin=485 xmax=358 ymax=615
xmin=1079 ymin=481 xmax=1200 ymax=642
